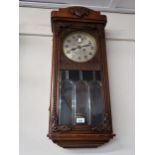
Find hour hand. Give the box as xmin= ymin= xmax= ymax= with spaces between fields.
xmin=69 ymin=47 xmax=78 ymax=52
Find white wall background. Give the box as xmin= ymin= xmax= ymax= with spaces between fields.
xmin=19 ymin=7 xmax=135 ymax=155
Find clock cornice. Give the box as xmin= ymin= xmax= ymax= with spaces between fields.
xmin=51 ymin=6 xmax=107 ymax=25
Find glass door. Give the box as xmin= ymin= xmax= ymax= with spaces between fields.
xmin=58 ymin=70 xmax=104 ymax=127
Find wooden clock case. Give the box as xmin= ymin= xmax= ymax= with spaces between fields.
xmin=47 ymin=6 xmax=115 ymax=148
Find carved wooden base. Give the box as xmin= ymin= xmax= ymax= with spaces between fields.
xmin=47 ymin=133 xmax=115 ymax=148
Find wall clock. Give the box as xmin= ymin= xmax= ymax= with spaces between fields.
xmin=47 ymin=6 xmax=115 ymax=148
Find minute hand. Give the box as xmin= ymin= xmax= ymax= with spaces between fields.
xmin=80 ymin=44 xmax=91 ymax=48
xmin=69 ymin=44 xmax=91 ymax=52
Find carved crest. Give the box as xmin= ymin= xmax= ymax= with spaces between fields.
xmin=69 ymin=7 xmax=90 ymax=18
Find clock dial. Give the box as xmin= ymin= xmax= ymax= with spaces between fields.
xmin=63 ymin=32 xmax=97 ymax=63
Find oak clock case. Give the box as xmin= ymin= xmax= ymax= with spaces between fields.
xmin=47 ymin=6 xmax=115 ymax=148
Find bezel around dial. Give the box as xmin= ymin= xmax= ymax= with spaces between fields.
xmin=63 ymin=32 xmax=97 ymax=63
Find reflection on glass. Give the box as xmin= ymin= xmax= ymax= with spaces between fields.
xmin=59 ymin=70 xmax=104 ymax=126
xmin=90 ymin=72 xmax=104 ymax=125
xmin=59 ymin=71 xmax=76 ymax=125
xmin=75 ymin=71 xmax=91 ymax=125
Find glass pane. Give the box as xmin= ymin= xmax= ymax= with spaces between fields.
xmin=69 ymin=70 xmax=79 ymax=81
xmin=89 ymin=80 xmax=104 ymax=126
xmin=95 ymin=71 xmax=101 ymax=81
xmin=83 ymin=71 xmax=93 ymax=81
xmin=58 ymin=71 xmax=76 ymax=125
xmin=75 ymin=80 xmax=91 ymax=125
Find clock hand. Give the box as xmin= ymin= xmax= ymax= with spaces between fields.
xmin=69 ymin=47 xmax=78 ymax=52
xmin=80 ymin=43 xmax=91 ymax=48
xmin=74 ymin=44 xmax=91 ymax=50
xmin=68 ymin=43 xmax=91 ymax=52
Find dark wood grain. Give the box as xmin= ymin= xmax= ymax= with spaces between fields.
xmin=48 ymin=6 xmax=115 ymax=148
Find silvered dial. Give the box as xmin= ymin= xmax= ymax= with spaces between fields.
xmin=63 ymin=32 xmax=97 ymax=63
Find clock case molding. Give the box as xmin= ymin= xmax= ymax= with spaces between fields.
xmin=47 ymin=6 xmax=115 ymax=148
